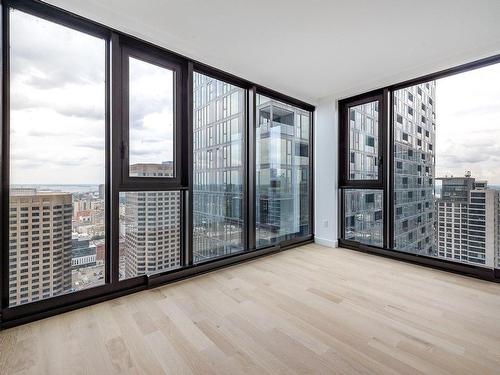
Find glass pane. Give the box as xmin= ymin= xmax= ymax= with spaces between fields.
xmin=256 ymin=95 xmax=311 ymax=247
xmin=348 ymin=101 xmax=379 ymax=180
xmin=119 ymin=191 xmax=181 ymax=280
xmin=393 ymin=65 xmax=500 ymax=269
xmin=393 ymin=83 xmax=435 ymax=257
xmin=192 ymin=72 xmax=245 ymax=263
xmin=344 ymin=189 xmax=383 ymax=247
xmin=129 ymin=57 xmax=174 ymax=177
xmin=9 ymin=9 xmax=106 ymax=306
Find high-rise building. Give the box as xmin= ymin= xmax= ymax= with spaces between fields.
xmin=256 ymin=96 xmax=311 ymax=246
xmin=9 ymin=189 xmax=73 ymax=306
xmin=98 ymin=184 xmax=105 ymax=200
xmin=192 ymin=73 xmax=245 ymax=261
xmin=346 ymin=82 xmax=436 ymax=253
xmin=192 ymin=75 xmax=311 ymax=257
xmin=345 ymin=100 xmax=383 ymax=246
xmin=121 ymin=163 xmax=181 ymax=279
xmin=436 ymin=175 xmax=498 ymax=267
xmin=393 ymin=82 xmax=436 ymax=255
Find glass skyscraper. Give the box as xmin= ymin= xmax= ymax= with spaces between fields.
xmin=393 ymin=82 xmax=436 ymax=255
xmin=346 ymin=82 xmax=436 ymax=254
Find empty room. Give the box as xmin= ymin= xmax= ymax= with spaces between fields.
xmin=1 ymin=0 xmax=500 ymax=374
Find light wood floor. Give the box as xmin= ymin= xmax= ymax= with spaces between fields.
xmin=1 ymin=244 xmax=500 ymax=374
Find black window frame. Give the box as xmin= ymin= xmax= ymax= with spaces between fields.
xmin=339 ymin=89 xmax=389 ymax=249
xmin=339 ymin=91 xmax=386 ymax=188
xmin=118 ymin=38 xmax=187 ymax=189
xmin=0 ymin=0 xmax=315 ymax=329
xmin=254 ymin=87 xmax=315 ymax=248
xmin=190 ymin=68 xmax=250 ymax=263
xmin=338 ymin=51 xmax=500 ymax=283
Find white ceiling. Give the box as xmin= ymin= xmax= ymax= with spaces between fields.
xmin=43 ymin=0 xmax=500 ymax=104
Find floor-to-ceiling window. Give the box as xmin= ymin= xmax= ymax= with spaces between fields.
xmin=339 ymin=94 xmax=386 ymax=248
xmin=0 ymin=1 xmax=314 ymax=327
xmin=339 ymin=59 xmax=500 ymax=276
xmin=8 ymin=8 xmax=107 ymax=306
xmin=256 ymin=95 xmax=312 ymax=247
xmin=192 ymin=72 xmax=246 ymax=263
xmin=392 ymin=64 xmax=500 ymax=269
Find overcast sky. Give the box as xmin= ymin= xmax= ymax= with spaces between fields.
xmin=10 ymin=9 xmax=500 ymax=186
xmin=435 ymin=63 xmax=500 ymax=185
xmin=10 ymin=9 xmax=173 ymax=185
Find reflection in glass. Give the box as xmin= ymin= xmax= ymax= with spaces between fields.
xmin=256 ymin=95 xmax=311 ymax=247
xmin=119 ymin=190 xmax=181 ymax=280
xmin=348 ymin=101 xmax=379 ymax=180
xmin=192 ymin=72 xmax=245 ymax=262
xmin=129 ymin=57 xmax=174 ymax=177
xmin=9 ymin=9 xmax=106 ymax=305
xmin=344 ymin=189 xmax=383 ymax=247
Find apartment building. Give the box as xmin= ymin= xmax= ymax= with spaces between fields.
xmin=121 ymin=163 xmax=181 ymax=279
xmin=9 ymin=189 xmax=73 ymax=306
xmin=345 ymin=82 xmax=436 ymax=253
xmin=436 ymin=175 xmax=498 ymax=267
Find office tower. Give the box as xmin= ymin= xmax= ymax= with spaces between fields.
xmin=122 ymin=164 xmax=181 ymax=278
xmin=192 ymin=73 xmax=245 ymax=261
xmin=9 ymin=189 xmax=73 ymax=306
xmin=256 ymin=96 xmax=311 ymax=246
xmin=98 ymin=184 xmax=105 ymax=199
xmin=393 ymin=82 xmax=436 ymax=255
xmin=436 ymin=175 xmax=498 ymax=267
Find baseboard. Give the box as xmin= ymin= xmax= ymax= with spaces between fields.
xmin=314 ymin=237 xmax=338 ymax=248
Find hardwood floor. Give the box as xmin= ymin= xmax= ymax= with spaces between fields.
xmin=1 ymin=243 xmax=500 ymax=374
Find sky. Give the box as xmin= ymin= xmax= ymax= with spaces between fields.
xmin=9 ymin=9 xmax=500 ymax=186
xmin=10 ymin=9 xmax=173 ymax=185
xmin=435 ymin=63 xmax=500 ymax=185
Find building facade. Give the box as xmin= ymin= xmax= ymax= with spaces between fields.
xmin=256 ymin=95 xmax=311 ymax=246
xmin=345 ymin=82 xmax=436 ymax=254
xmin=121 ymin=163 xmax=181 ymax=279
xmin=436 ymin=176 xmax=498 ymax=267
xmin=192 ymin=72 xmax=245 ymax=262
xmin=393 ymin=82 xmax=436 ymax=255
xmin=9 ymin=190 xmax=73 ymax=306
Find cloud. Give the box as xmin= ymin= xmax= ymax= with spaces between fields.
xmin=435 ymin=62 xmax=500 ymax=184
xmin=10 ymin=9 xmax=105 ymax=89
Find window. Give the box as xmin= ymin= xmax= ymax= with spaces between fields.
xmin=192 ymin=72 xmax=246 ymax=262
xmin=392 ymin=64 xmax=500 ymax=269
xmin=347 ymin=100 xmax=380 ymax=180
xmin=120 ymin=43 xmax=184 ymax=188
xmin=256 ymin=95 xmax=311 ymax=247
xmin=116 ymin=40 xmax=187 ymax=281
xmin=339 ymin=93 xmax=385 ymax=248
xmin=1 ymin=0 xmax=314 ymax=324
xmin=128 ymin=57 xmax=175 ymax=177
xmin=343 ymin=190 xmax=383 ymax=247
xmin=119 ymin=191 xmax=181 ymax=280
xmin=8 ymin=9 xmax=106 ymax=305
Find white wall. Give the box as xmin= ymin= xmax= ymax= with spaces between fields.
xmin=314 ymin=96 xmax=338 ymax=248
